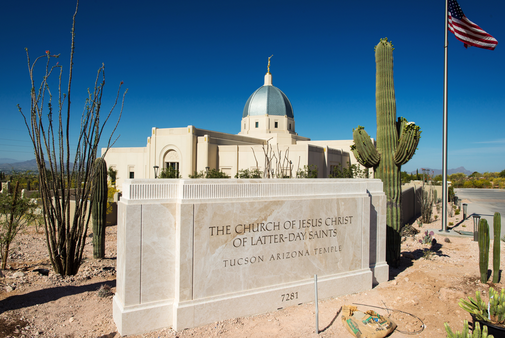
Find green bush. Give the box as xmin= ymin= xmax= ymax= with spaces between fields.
xmin=296 ymin=165 xmax=318 ymax=178
xmin=235 ymin=169 xmax=262 ymax=178
xmin=159 ymin=167 xmax=179 ymax=178
xmin=330 ymin=162 xmax=367 ymax=178
xmin=190 ymin=169 xmax=230 ymax=179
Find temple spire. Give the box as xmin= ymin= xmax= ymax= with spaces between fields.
xmin=264 ymin=55 xmax=273 ymax=86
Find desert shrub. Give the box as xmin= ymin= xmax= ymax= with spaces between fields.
xmin=0 ymin=182 xmax=39 ymax=269
xmin=97 ymin=284 xmax=113 ymax=298
xmin=422 ymin=249 xmax=432 ymax=260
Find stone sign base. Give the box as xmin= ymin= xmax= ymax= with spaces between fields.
xmin=113 ymin=179 xmax=388 ymax=335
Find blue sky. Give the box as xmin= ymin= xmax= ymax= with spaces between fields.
xmin=1 ymin=0 xmax=504 ymax=174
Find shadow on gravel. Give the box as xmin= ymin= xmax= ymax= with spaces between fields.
xmin=389 ymin=241 xmax=447 ymax=280
xmin=319 ymin=306 xmax=342 ymax=333
xmin=0 ymin=279 xmax=116 ymax=314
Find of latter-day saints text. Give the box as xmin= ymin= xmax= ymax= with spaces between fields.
xmin=207 ymin=216 xmax=353 ymax=268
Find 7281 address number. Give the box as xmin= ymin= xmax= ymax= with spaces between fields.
xmin=281 ymin=292 xmax=298 ymax=302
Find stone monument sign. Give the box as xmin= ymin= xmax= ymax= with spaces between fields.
xmin=113 ymin=179 xmax=388 ymax=335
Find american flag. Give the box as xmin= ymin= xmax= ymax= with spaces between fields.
xmin=448 ymin=0 xmax=498 ymax=50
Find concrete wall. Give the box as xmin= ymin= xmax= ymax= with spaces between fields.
xmin=401 ymin=186 xmax=422 ymax=225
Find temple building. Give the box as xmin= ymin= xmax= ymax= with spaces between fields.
xmin=103 ymin=60 xmax=361 ymax=189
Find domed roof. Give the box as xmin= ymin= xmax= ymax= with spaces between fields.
xmin=242 ymin=72 xmax=294 ymax=119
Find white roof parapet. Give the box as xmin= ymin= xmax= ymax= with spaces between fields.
xmin=121 ymin=178 xmax=384 ymax=202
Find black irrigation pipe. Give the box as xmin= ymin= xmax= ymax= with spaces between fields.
xmin=352 ymin=303 xmax=426 ymax=335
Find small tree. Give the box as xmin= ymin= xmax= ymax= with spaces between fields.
xmin=469 ymin=171 xmax=482 ymax=179
xmin=107 ymin=166 xmax=117 ymax=186
xmin=499 ymin=169 xmax=505 ymax=178
xmin=0 ymin=182 xmax=38 ymax=269
xmin=18 ymin=1 xmax=126 ymax=275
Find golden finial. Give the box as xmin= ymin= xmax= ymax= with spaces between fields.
xmin=267 ymin=55 xmax=273 ymax=73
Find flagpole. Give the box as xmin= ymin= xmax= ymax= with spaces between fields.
xmin=441 ymin=0 xmax=449 ymax=233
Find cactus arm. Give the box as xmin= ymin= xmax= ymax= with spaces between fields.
xmin=493 ymin=212 xmax=501 ymax=283
xmin=394 ymin=121 xmax=421 ymax=165
xmin=396 ymin=117 xmax=408 ymax=138
xmin=350 ymin=145 xmax=368 ymax=168
xmin=351 ymin=126 xmax=380 ymax=168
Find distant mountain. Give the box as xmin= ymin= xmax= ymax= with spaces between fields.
xmin=0 ymin=159 xmax=40 ymax=173
xmin=0 ymin=159 xmax=76 ymax=174
xmin=0 ymin=158 xmax=22 ymax=164
xmin=410 ymin=167 xmax=473 ymax=176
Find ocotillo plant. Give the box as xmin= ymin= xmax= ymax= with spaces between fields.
xmin=479 ymin=219 xmax=490 ymax=283
xmin=92 ymin=158 xmax=108 ymax=259
xmin=351 ymin=38 xmax=421 ymax=266
xmin=493 ymin=212 xmax=501 ymax=283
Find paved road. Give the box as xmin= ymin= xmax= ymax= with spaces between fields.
xmin=455 ymin=188 xmax=505 ymax=239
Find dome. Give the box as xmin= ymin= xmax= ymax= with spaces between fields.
xmin=242 ymin=72 xmax=294 ymax=119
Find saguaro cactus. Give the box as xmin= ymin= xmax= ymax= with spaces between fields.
xmin=92 ymin=157 xmax=108 ymax=259
xmin=493 ymin=212 xmax=501 ymax=283
xmin=351 ymin=38 xmax=421 ymax=266
xmin=479 ymin=219 xmax=490 ymax=283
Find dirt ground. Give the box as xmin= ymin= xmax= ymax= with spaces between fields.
xmin=1 ymin=204 xmax=504 ymax=338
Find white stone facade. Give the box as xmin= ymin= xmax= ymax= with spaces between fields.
xmin=103 ymin=70 xmax=368 ymax=189
xmin=103 ymin=125 xmax=361 ymax=188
